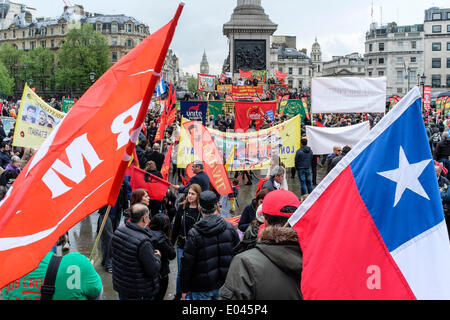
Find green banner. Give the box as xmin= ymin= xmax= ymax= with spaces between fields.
xmin=208 ymin=101 xmax=223 ymax=120
xmin=251 ymin=70 xmax=268 ymax=82
xmin=281 ymin=99 xmax=306 ymax=120
xmin=62 ymin=98 xmax=75 ymax=113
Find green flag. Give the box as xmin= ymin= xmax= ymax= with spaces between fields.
xmin=281 ymin=99 xmax=306 ymax=121
xmin=208 ymin=101 xmax=223 ymax=120
xmin=62 ymin=98 xmax=75 ymax=113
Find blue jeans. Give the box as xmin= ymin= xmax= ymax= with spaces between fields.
xmin=298 ymin=169 xmax=313 ymax=195
xmin=176 ymin=247 xmax=183 ymax=295
xmin=191 ymin=289 xmax=220 ymax=300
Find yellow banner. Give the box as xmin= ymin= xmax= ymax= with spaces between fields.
xmin=177 ymin=115 xmax=301 ymax=171
xmin=13 ymin=84 xmax=66 ymax=149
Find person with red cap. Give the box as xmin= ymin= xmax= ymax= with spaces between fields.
xmin=219 ymin=189 xmax=303 ymax=300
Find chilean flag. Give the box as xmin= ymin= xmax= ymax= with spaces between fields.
xmin=288 ymin=87 xmax=450 ymax=300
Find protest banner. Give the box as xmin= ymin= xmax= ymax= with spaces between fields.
xmin=312 ymin=77 xmax=386 ymax=113
xmin=217 ymin=84 xmax=233 ymax=94
xmin=280 ymin=99 xmax=307 ymax=120
xmin=62 ymin=98 xmax=75 ymax=113
xmin=197 ymin=73 xmax=216 ymax=92
xmin=180 ymin=100 xmax=208 ymax=125
xmin=208 ymin=101 xmax=223 ymax=120
xmin=231 ymin=85 xmax=263 ymax=100
xmin=178 ymin=115 xmax=301 ymax=171
xmin=423 ymin=86 xmax=431 ymax=110
xmin=13 ymin=84 xmax=66 ymax=149
xmin=234 ymin=101 xmax=277 ymax=131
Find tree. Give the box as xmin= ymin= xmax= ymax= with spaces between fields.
xmin=56 ymin=23 xmax=109 ymax=94
xmin=0 ymin=61 xmax=15 ymax=97
xmin=187 ymin=76 xmax=197 ymax=93
xmin=0 ymin=43 xmax=23 ymax=76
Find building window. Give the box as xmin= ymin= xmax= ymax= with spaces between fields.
xmin=432 ymin=42 xmax=442 ymax=51
xmin=378 ymin=70 xmax=384 ymax=76
xmin=40 ymin=40 xmax=46 ymax=48
xmin=368 ymin=71 xmax=373 ymax=76
xmin=31 ymin=41 xmax=35 ymax=50
xmin=22 ymin=42 xmax=25 ymax=50
xmin=447 ymin=58 xmax=450 ymax=68
xmin=13 ymin=30 xmax=15 ymax=38
xmin=397 ymin=41 xmax=403 ymax=48
xmin=288 ymin=67 xmax=293 ymax=75
xmin=61 ymin=24 xmax=65 ymax=34
xmin=127 ymin=39 xmax=133 ymax=47
xmin=288 ymin=80 xmax=293 ymax=88
xmin=278 ymin=67 xmax=283 ymax=73
xmin=447 ymin=75 xmax=450 ymax=88
xmin=51 ymin=28 xmax=54 ymax=35
xmin=368 ymin=59 xmax=372 ymax=65
xmin=448 ymin=12 xmax=450 ymax=19
xmin=369 ymin=44 xmax=373 ymax=52
xmin=411 ymin=57 xmax=416 ymax=63
xmin=397 ymin=71 xmax=403 ymax=81
xmin=397 ymin=57 xmax=403 ymax=64
xmin=411 ymin=41 xmax=416 ymax=49
xmin=3 ymin=32 xmax=6 ymax=39
xmin=432 ymin=75 xmax=441 ymax=87
xmin=410 ymin=70 xmax=417 ymax=81
xmin=432 ymin=58 xmax=441 ymax=68
xmin=298 ymin=68 xmax=302 ymax=75
xmin=448 ymin=42 xmax=450 ymax=51
xmin=112 ymin=37 xmax=117 ymax=46
xmin=447 ymin=25 xmax=450 ymax=32
xmin=378 ymin=58 xmax=384 ymax=64
xmin=432 ymin=25 xmax=442 ymax=33
xmin=127 ymin=24 xmax=132 ymax=32
xmin=111 ymin=24 xmax=118 ymax=33
xmin=379 ymin=43 xmax=384 ymax=51
xmin=96 ymin=23 xmax=102 ymax=31
xmin=112 ymin=52 xmax=118 ymax=62
xmin=22 ymin=31 xmax=25 ymax=38
xmin=51 ymin=40 xmax=54 ymax=48
xmin=397 ymin=88 xmax=403 ymax=94
xmin=432 ymin=13 xmax=442 ymax=20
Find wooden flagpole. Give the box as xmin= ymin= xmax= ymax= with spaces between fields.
xmin=89 ymin=205 xmax=112 ymax=263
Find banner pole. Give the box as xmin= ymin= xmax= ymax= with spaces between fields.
xmin=89 ymin=205 xmax=112 ymax=263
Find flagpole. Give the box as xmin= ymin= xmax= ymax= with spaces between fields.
xmin=89 ymin=205 xmax=112 ymax=263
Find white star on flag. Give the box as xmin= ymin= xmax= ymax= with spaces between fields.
xmin=377 ymin=146 xmax=432 ymax=207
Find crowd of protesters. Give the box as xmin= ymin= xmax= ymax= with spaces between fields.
xmin=1 ymin=86 xmax=450 ymax=301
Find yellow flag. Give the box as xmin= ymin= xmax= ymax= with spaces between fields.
xmin=225 ymin=145 xmax=236 ymax=171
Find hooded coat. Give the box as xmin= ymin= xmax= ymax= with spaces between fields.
xmin=180 ymin=214 xmax=239 ymax=293
xmin=219 ymin=226 xmax=303 ymax=300
xmin=295 ymin=145 xmax=313 ymax=170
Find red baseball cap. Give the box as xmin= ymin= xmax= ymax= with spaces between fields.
xmin=262 ymin=189 xmax=300 ymax=218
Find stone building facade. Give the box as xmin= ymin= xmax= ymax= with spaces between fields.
xmin=424 ymin=7 xmax=450 ymax=92
xmin=322 ymin=52 xmax=365 ymax=77
xmin=365 ymin=22 xmax=425 ymax=97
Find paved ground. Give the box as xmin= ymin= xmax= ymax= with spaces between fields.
xmin=2 ymin=166 xmax=327 ymax=300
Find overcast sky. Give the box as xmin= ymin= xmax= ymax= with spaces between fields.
xmin=19 ymin=0 xmax=450 ymax=75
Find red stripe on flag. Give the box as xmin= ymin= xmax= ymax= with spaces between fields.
xmin=292 ymin=166 xmax=415 ymax=300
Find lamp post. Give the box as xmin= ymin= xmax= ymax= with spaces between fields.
xmin=420 ymin=73 xmax=426 ymax=109
xmin=29 ymin=77 xmax=33 ymax=87
xmin=89 ymin=70 xmax=96 ymax=84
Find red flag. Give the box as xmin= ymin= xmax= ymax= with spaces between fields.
xmin=276 ymin=70 xmax=288 ymax=80
xmin=234 ymin=101 xmax=277 ymax=132
xmin=240 ymin=69 xmax=252 ymax=79
xmin=315 ymin=120 xmax=325 ymax=127
xmin=160 ymin=144 xmax=173 ymax=180
xmin=166 ymin=105 xmax=177 ymax=127
xmin=186 ymin=162 xmax=194 ymax=181
xmin=128 ymin=166 xmax=171 ymax=201
xmin=181 ymin=175 xmax=188 ymax=185
xmin=183 ymin=120 xmax=233 ymax=195
xmin=0 ymin=3 xmax=184 ymax=289
xmin=154 ymin=102 xmax=167 ymax=142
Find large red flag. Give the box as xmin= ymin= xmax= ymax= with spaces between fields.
xmin=127 ymin=166 xmax=171 ymax=202
xmin=183 ymin=120 xmax=233 ymax=195
xmin=234 ymin=101 xmax=277 ymax=132
xmin=0 ymin=2 xmax=184 ymax=289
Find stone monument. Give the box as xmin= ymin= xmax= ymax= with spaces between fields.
xmin=223 ymin=0 xmax=277 ymax=75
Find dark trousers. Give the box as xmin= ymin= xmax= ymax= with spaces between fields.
xmin=234 ymin=171 xmax=252 ymax=183
xmin=155 ymin=275 xmax=169 ymax=300
xmin=97 ymin=214 xmax=113 ymax=269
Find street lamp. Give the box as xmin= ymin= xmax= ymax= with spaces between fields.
xmin=420 ymin=73 xmax=426 ymax=108
xmin=29 ymin=78 xmax=33 ymax=87
xmin=89 ymin=71 xmax=96 ymax=84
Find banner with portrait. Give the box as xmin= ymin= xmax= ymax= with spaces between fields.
xmin=197 ymin=73 xmax=216 ymax=92
xmin=13 ymin=84 xmax=66 ymax=149
xmin=178 ymin=115 xmax=301 ymax=171
xmin=216 ymin=85 xmax=233 ymax=94
xmin=251 ymin=70 xmax=268 ymax=83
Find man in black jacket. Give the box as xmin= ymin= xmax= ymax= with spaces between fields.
xmin=295 ymin=138 xmax=313 ymax=196
xmin=111 ymin=204 xmax=161 ymax=300
xmin=144 ymin=143 xmax=165 ymax=171
xmin=174 ymin=160 xmax=210 ymax=193
xmin=180 ymin=191 xmax=239 ymax=300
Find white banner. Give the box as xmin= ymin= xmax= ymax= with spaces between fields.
xmin=312 ymin=77 xmax=386 ymax=114
xmin=306 ymin=121 xmax=371 ymax=155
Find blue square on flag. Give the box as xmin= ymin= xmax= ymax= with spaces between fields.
xmin=266 ymin=110 xmax=275 ymax=121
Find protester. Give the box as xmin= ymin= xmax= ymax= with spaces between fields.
xmin=326 ymin=145 xmax=342 ymax=174
xmin=329 ymin=145 xmax=352 ymax=172
xmin=219 ymin=189 xmax=303 ymax=300
xmin=174 ymin=160 xmax=210 ymax=193
xmin=434 ymin=132 xmax=450 ymax=174
xmin=149 ymin=213 xmax=176 ymax=300
xmin=237 ymin=189 xmax=269 ymax=233
xmin=111 ymin=203 xmax=161 ymax=300
xmin=145 ymin=143 xmax=165 ymax=172
xmin=136 ymin=139 xmax=149 ymax=168
xmin=262 ymin=165 xmax=285 ymax=192
xmin=1 ymin=235 xmax=103 ymax=300
xmin=4 ymin=155 xmax=21 ymax=174
xmin=0 ymin=141 xmax=11 ymax=169
xmin=171 ymin=183 xmax=202 ymax=300
xmin=295 ymin=137 xmax=313 ymax=196
xmin=266 ymin=154 xmax=288 ymax=189
xmin=180 ymin=190 xmax=239 ymax=300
